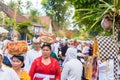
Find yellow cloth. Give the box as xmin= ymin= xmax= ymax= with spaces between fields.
xmin=84 ymin=57 xmax=92 ymax=80
xmin=18 ymin=70 xmax=30 ymax=80
xmin=93 ymin=38 xmax=98 ymax=55
xmin=93 ymin=38 xmax=100 ymax=59
xmin=84 ymin=38 xmax=100 ymax=80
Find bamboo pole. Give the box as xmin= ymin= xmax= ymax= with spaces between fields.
xmin=112 ymin=1 xmax=119 ymax=51
xmin=13 ymin=0 xmax=18 ymax=29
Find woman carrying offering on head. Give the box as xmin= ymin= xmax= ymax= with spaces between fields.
xmin=29 ymin=43 xmax=61 ymax=80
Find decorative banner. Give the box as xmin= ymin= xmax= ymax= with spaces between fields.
xmin=40 ymin=31 xmax=56 ymax=44
xmin=7 ymin=41 xmax=28 ymax=54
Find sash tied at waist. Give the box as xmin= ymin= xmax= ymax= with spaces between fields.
xmin=34 ymin=73 xmax=55 ymax=80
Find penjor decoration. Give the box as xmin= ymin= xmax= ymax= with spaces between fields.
xmin=94 ymin=14 xmax=119 ymax=80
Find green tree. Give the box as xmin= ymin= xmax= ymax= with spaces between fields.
xmin=17 ymin=22 xmax=33 ymax=39
xmin=6 ymin=1 xmax=34 ymax=39
xmin=8 ymin=0 xmax=24 ymax=14
xmin=41 ymin=0 xmax=71 ymax=31
xmin=25 ymin=1 xmax=33 ymax=14
xmin=68 ymin=0 xmax=120 ymax=38
xmin=29 ymin=9 xmax=40 ymax=22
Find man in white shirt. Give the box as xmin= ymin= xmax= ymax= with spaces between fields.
xmin=0 ymin=51 xmax=20 ymax=80
xmin=24 ymin=37 xmax=42 ymax=72
xmin=53 ymin=40 xmax=60 ymax=55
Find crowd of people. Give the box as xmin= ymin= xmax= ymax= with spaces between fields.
xmin=0 ymin=36 xmax=120 ymax=80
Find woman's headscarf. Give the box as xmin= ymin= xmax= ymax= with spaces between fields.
xmin=62 ymin=47 xmax=77 ymax=67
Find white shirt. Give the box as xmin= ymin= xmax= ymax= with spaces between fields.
xmin=98 ymin=60 xmax=114 ymax=80
xmin=0 ymin=64 xmax=20 ymax=80
xmin=77 ymin=44 xmax=82 ymax=51
xmin=62 ymin=47 xmax=77 ymax=67
xmin=53 ymin=42 xmax=60 ymax=54
xmin=24 ymin=49 xmax=42 ymax=72
xmin=61 ymin=59 xmax=83 ymax=80
xmin=82 ymin=46 xmax=89 ymax=53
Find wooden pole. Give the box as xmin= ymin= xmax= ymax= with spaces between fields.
xmin=13 ymin=0 xmax=18 ymax=29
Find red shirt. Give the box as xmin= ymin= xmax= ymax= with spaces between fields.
xmin=29 ymin=56 xmax=61 ymax=80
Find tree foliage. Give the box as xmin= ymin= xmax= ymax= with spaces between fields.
xmin=8 ymin=0 xmax=24 ymax=14
xmin=68 ymin=0 xmax=120 ymax=37
xmin=17 ymin=22 xmax=33 ymax=39
xmin=41 ymin=0 xmax=71 ymax=31
xmin=6 ymin=1 xmax=34 ymax=39
xmin=29 ymin=9 xmax=40 ymax=22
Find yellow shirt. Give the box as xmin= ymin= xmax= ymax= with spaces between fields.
xmin=18 ymin=70 xmax=30 ymax=80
